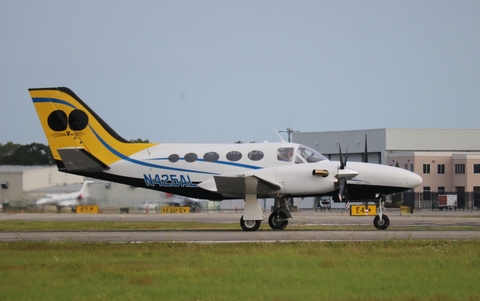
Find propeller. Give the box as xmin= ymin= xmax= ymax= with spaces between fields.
xmin=363 ymin=134 xmax=368 ymax=163
xmin=336 ymin=144 xmax=357 ymax=202
xmin=337 ymin=144 xmax=348 ymax=201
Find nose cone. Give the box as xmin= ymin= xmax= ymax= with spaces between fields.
xmin=406 ymin=172 xmax=423 ymax=188
xmin=338 ymin=167 xmax=359 ymax=180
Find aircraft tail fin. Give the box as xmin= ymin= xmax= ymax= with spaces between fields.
xmin=29 ymin=87 xmax=156 ymax=173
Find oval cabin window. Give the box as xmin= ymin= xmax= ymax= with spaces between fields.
xmin=248 ymin=150 xmax=264 ymax=161
xmin=203 ymin=152 xmax=219 ymax=162
xmin=226 ymin=151 xmax=242 ymax=162
xmin=168 ymin=154 xmax=179 ymax=162
xmin=184 ymin=153 xmax=198 ymax=163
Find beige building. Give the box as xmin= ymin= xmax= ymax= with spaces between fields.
xmin=0 ymin=166 xmax=171 ymax=210
xmin=0 ymin=166 xmax=85 ymax=207
xmin=389 ymin=152 xmax=480 ymax=194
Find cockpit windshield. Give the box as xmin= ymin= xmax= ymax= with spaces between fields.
xmin=297 ymin=145 xmax=328 ymax=163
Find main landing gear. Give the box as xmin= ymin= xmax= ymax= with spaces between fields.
xmin=240 ymin=216 xmax=262 ymax=231
xmin=240 ymin=197 xmax=292 ymax=231
xmin=268 ymin=197 xmax=291 ymax=230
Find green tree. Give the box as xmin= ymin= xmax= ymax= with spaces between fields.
xmin=130 ymin=138 xmax=150 ymax=143
xmin=0 ymin=142 xmax=53 ymax=165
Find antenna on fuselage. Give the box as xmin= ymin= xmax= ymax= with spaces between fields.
xmin=272 ymin=127 xmax=285 ymax=142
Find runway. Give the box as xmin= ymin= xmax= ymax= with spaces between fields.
xmin=1 ymin=209 xmax=480 ymax=242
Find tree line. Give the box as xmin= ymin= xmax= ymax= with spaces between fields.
xmin=0 ymin=142 xmax=54 ymax=165
xmin=0 ymin=139 xmax=150 ymax=166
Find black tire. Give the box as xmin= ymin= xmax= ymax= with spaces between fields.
xmin=240 ymin=216 xmax=261 ymax=231
xmin=373 ymin=215 xmax=390 ymax=230
xmin=268 ymin=211 xmax=288 ymax=230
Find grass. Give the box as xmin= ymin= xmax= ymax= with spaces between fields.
xmin=0 ymin=240 xmax=480 ymax=300
xmin=0 ymin=220 xmax=479 ymax=232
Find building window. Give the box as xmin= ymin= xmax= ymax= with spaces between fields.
xmin=410 ymin=164 xmax=414 ymax=172
xmin=404 ymin=164 xmax=408 ymax=170
xmin=455 ymin=164 xmax=465 ymax=174
xmin=423 ymin=164 xmax=430 ymax=174
xmin=474 ymin=164 xmax=480 ymax=174
xmin=437 ymin=164 xmax=445 ymax=174
xmin=423 ymin=187 xmax=431 ymax=201
xmin=438 ymin=187 xmax=445 ymax=194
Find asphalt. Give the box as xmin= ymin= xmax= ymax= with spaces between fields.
xmin=1 ymin=209 xmax=479 ymax=242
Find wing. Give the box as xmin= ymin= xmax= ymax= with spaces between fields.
xmin=198 ymin=174 xmax=281 ymax=198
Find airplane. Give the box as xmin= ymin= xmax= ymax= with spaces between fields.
xmin=163 ymin=193 xmax=205 ymax=207
xmin=28 ymin=87 xmax=423 ymax=231
xmin=36 ymin=180 xmax=94 ymax=212
xmin=137 ymin=194 xmax=205 ymax=212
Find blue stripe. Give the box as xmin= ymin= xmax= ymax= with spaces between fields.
xmin=89 ymin=127 xmax=219 ymax=175
xmin=149 ymin=157 xmax=262 ymax=170
xmin=33 ymin=97 xmax=76 ymax=109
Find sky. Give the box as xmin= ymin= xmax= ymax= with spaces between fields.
xmin=1 ymin=1 xmax=479 ymax=145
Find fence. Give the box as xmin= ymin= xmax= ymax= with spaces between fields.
xmin=402 ymin=191 xmax=480 ymax=210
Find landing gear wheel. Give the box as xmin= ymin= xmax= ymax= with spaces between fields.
xmin=240 ymin=216 xmax=261 ymax=231
xmin=373 ymin=215 xmax=390 ymax=230
xmin=268 ymin=211 xmax=288 ymax=230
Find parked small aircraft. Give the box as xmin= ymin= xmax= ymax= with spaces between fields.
xmin=163 ymin=193 xmax=204 ymax=207
xmin=36 ymin=180 xmax=94 ymax=211
xmin=29 ymin=87 xmax=422 ymax=230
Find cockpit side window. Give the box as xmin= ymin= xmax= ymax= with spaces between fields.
xmin=277 ymin=147 xmax=294 ymax=162
xmin=295 ymin=156 xmax=304 ymax=164
xmin=297 ymin=145 xmax=328 ymax=163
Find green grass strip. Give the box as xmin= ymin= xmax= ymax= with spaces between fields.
xmin=0 ymin=240 xmax=479 ymax=300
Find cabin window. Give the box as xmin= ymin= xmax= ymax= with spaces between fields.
xmin=277 ymin=147 xmax=294 ymax=162
xmin=184 ymin=153 xmax=198 ymax=163
xmin=226 ymin=151 xmax=242 ymax=161
xmin=248 ymin=150 xmax=264 ymax=161
xmin=203 ymin=152 xmax=219 ymax=162
xmin=168 ymin=154 xmax=179 ymax=162
xmin=295 ymin=156 xmax=304 ymax=164
xmin=297 ymin=145 xmax=326 ymax=163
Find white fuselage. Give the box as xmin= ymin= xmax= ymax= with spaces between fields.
xmin=93 ymin=142 xmax=422 ymax=201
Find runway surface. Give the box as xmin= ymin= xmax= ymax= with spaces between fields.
xmin=1 ymin=209 xmax=480 ymax=242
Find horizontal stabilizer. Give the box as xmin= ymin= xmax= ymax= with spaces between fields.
xmin=58 ymin=148 xmax=110 ymax=173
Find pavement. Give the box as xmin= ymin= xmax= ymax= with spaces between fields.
xmin=0 ymin=209 xmax=479 ymax=242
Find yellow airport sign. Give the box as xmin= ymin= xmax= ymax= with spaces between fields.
xmin=161 ymin=206 xmax=190 ymax=214
xmin=350 ymin=205 xmax=377 ymax=216
xmin=76 ymin=205 xmax=99 ymax=214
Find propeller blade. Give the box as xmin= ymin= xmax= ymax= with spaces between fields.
xmin=338 ymin=144 xmax=345 ymax=169
xmin=344 ymin=146 xmax=348 ymax=165
xmin=338 ymin=177 xmax=346 ymax=201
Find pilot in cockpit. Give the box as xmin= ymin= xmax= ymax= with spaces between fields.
xmin=277 ymin=147 xmax=294 ymax=162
